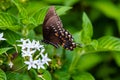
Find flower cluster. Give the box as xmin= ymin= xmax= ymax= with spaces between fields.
xmin=18 ymin=39 xmax=51 ymax=70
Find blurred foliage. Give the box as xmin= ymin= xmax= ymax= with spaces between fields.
xmin=0 ymin=0 xmax=120 ymax=80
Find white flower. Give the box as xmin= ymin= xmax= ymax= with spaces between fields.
xmin=0 ymin=33 xmax=6 ymax=40
xmin=39 ymin=48 xmax=45 ymax=55
xmin=24 ymin=58 xmax=37 ymax=70
xmin=8 ymin=61 xmax=13 ymax=68
xmin=41 ymin=53 xmax=51 ymax=65
xmin=34 ymin=41 xmax=44 ymax=51
xmin=21 ymin=48 xmax=36 ymax=57
xmin=18 ymin=39 xmax=44 ymax=50
xmin=36 ymin=58 xmax=45 ymax=69
xmin=30 ymin=40 xmax=36 ymax=48
xmin=17 ymin=38 xmax=52 ymax=70
xmin=18 ymin=39 xmax=31 ymax=49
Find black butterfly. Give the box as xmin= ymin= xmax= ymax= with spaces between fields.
xmin=42 ymin=6 xmax=76 ymax=50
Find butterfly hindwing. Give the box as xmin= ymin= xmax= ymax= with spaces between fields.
xmin=42 ymin=6 xmax=76 ymax=50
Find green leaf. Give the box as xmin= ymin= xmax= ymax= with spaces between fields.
xmin=54 ymin=70 xmax=70 ymax=80
xmin=43 ymin=0 xmax=63 ymax=4
xmin=90 ymin=40 xmax=98 ymax=50
xmin=73 ymin=32 xmax=82 ymax=43
xmin=0 ymin=69 xmax=7 ymax=80
xmin=12 ymin=0 xmax=35 ymax=27
xmin=72 ymin=72 xmax=95 ymax=80
xmin=82 ymin=12 xmax=93 ymax=37
xmin=117 ymin=19 xmax=120 ymax=34
xmin=76 ymin=52 xmax=102 ymax=71
xmin=33 ymin=7 xmax=48 ymax=25
xmin=12 ymin=0 xmax=28 ymax=19
xmin=81 ymin=12 xmax=93 ymax=44
xmin=27 ymin=30 xmax=36 ymax=39
xmin=0 ymin=47 xmax=13 ymax=55
xmin=113 ymin=52 xmax=120 ymax=67
xmin=0 ymin=13 xmax=21 ymax=31
xmin=6 ymin=72 xmax=31 ymax=80
xmin=74 ymin=13 xmax=93 ymax=45
xmin=56 ymin=6 xmax=72 ymax=15
xmin=98 ymin=36 xmax=120 ymax=51
xmin=25 ymin=1 xmax=47 ymax=15
xmin=29 ymin=69 xmax=41 ymax=80
xmin=42 ymin=70 xmax=52 ymax=80
xmin=92 ymin=1 xmax=120 ymax=19
xmin=33 ymin=6 xmax=72 ymax=26
xmin=4 ymin=30 xmax=22 ymax=45
xmin=64 ymin=0 xmax=79 ymax=6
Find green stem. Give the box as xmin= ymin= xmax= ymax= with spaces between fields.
xmin=69 ymin=49 xmax=84 ymax=73
xmin=61 ymin=49 xmax=66 ymax=60
xmin=14 ymin=65 xmax=26 ymax=71
xmin=13 ymin=44 xmax=18 ymax=53
xmin=53 ymin=47 xmax=56 ymax=57
xmin=22 ymin=26 xmax=29 ymax=37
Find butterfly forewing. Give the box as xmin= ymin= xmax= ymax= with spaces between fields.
xmin=42 ymin=6 xmax=76 ymax=50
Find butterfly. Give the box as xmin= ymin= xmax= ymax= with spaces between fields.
xmin=42 ymin=6 xmax=76 ymax=50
